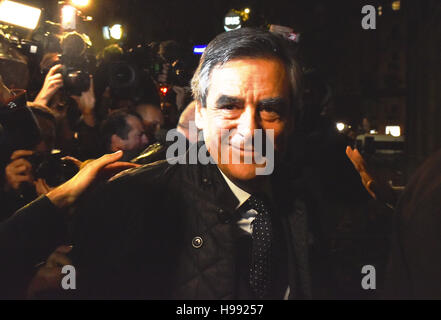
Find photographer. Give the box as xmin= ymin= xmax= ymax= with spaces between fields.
xmin=1 ymin=73 xmax=140 ymax=298
xmin=1 ymin=103 xmax=59 ymax=221
xmin=33 ymin=33 xmax=103 ymax=160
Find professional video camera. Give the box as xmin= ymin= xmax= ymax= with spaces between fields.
xmin=96 ymin=44 xmax=157 ymax=103
xmin=59 ymin=32 xmax=93 ymax=96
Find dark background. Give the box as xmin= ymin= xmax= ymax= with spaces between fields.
xmin=19 ymin=0 xmax=441 ymax=180
xmin=5 ymin=0 xmax=441 ymax=299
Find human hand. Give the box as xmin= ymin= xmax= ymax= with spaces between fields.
xmin=34 ymin=64 xmax=63 ymax=106
xmin=4 ymin=150 xmax=34 ymax=192
xmin=0 ymin=75 xmax=14 ymax=106
xmin=71 ymin=76 xmax=95 ymax=126
xmin=346 ymin=146 xmax=376 ymax=199
xmin=26 ymin=245 xmax=73 ymax=299
xmin=34 ymin=178 xmax=54 ymax=197
xmin=46 ymin=151 xmax=139 ymax=209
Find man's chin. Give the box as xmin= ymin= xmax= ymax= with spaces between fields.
xmin=218 ymin=163 xmax=266 ymax=181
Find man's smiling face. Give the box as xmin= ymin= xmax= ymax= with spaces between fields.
xmin=196 ymin=57 xmax=292 ymax=184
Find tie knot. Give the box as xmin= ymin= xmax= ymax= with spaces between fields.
xmin=246 ymin=195 xmax=270 ymax=214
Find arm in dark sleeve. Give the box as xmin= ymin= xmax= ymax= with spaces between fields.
xmin=0 ymin=195 xmax=67 ymax=295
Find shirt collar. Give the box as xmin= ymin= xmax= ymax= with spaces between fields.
xmin=218 ymin=168 xmax=251 ymax=209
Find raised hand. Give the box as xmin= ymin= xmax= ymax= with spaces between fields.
xmin=34 ymin=64 xmax=63 ymax=106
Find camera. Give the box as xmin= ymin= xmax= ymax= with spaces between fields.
xmin=96 ymin=44 xmax=155 ymax=102
xmin=27 ymin=152 xmax=79 ymax=188
xmin=59 ymin=32 xmax=92 ymax=96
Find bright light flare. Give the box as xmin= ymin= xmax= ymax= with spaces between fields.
xmin=0 ymin=0 xmax=42 ymax=30
xmin=72 ymin=0 xmax=89 ymax=7
xmin=160 ymin=86 xmax=169 ymax=95
xmin=386 ymin=126 xmax=401 ymax=137
xmin=109 ymin=24 xmax=123 ymax=40
xmin=244 ymin=8 xmax=250 ymax=14
xmin=61 ymin=5 xmax=77 ymax=30
xmin=336 ymin=122 xmax=345 ymax=132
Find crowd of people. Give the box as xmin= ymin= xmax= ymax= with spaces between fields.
xmin=0 ymin=27 xmax=438 ymax=299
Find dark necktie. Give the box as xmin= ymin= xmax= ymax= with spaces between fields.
xmin=247 ymin=195 xmax=273 ymax=299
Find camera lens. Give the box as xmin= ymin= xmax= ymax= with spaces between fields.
xmin=63 ymin=68 xmax=90 ymax=96
xmin=109 ymin=62 xmax=137 ymax=89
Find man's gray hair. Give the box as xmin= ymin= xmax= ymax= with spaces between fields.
xmin=191 ymin=28 xmax=302 ymax=121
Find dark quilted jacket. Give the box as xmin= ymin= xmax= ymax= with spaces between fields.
xmin=71 ymin=145 xmax=312 ymax=299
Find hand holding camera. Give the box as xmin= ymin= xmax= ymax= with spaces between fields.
xmin=34 ymin=64 xmax=64 ymax=106
xmin=4 ymin=150 xmax=34 ymax=192
xmin=0 ymin=75 xmax=14 ymax=106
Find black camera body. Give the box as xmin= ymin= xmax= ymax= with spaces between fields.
xmin=27 ymin=152 xmax=79 ymax=188
xmin=96 ymin=46 xmax=155 ymax=102
xmin=59 ymin=54 xmax=91 ymax=97
xmin=59 ymin=32 xmax=92 ymax=97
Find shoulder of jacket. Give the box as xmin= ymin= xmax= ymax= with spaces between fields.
xmin=108 ymin=159 xmax=173 ymax=184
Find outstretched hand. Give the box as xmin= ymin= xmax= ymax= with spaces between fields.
xmin=46 ymin=151 xmax=138 ymax=209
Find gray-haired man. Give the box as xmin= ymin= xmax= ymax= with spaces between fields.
xmin=71 ymin=28 xmax=311 ymax=299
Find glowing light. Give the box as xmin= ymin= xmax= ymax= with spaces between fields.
xmin=392 ymin=1 xmax=400 ymax=11
xmin=336 ymin=122 xmax=345 ymax=132
xmin=72 ymin=0 xmax=89 ymax=7
xmin=0 ymin=0 xmax=42 ymax=30
xmin=61 ymin=5 xmax=77 ymax=30
xmin=109 ymin=24 xmax=123 ymax=40
xmin=386 ymin=126 xmax=401 ymax=137
xmin=160 ymin=87 xmax=169 ymax=95
xmin=244 ymin=8 xmax=250 ymax=14
xmin=193 ymin=45 xmax=207 ymax=54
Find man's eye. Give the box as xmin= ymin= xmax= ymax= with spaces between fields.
xmin=220 ymin=105 xmax=238 ymax=110
xmin=260 ymin=107 xmax=281 ymax=120
xmin=260 ymin=107 xmax=279 ymax=114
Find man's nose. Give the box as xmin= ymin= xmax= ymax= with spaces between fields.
xmin=141 ymin=133 xmax=149 ymax=145
xmin=237 ymin=107 xmax=260 ymax=138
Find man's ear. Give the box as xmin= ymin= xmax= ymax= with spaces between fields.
xmin=194 ymin=101 xmax=206 ymax=131
xmin=110 ymin=134 xmax=124 ymax=152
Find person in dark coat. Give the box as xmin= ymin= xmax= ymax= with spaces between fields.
xmin=385 ymin=148 xmax=441 ymax=298
xmin=68 ymin=28 xmax=312 ymax=299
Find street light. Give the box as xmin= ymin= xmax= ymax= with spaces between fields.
xmin=244 ymin=8 xmax=250 ymax=14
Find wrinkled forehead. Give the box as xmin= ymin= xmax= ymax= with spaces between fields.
xmin=207 ymin=58 xmax=290 ymax=101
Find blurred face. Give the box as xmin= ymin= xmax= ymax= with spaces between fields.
xmin=34 ymin=116 xmax=56 ymax=153
xmin=121 ymin=115 xmax=149 ymax=152
xmin=196 ymin=58 xmax=292 ymax=185
xmin=135 ymin=104 xmax=164 ymax=138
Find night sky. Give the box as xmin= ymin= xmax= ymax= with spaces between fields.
xmin=26 ymin=0 xmax=366 ymax=48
